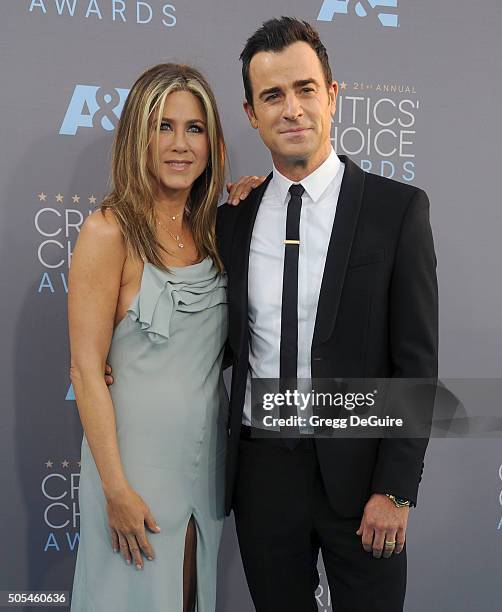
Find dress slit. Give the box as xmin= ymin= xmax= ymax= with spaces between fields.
xmin=183 ymin=514 xmax=197 ymax=612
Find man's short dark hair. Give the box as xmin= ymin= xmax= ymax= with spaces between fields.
xmin=240 ymin=16 xmax=333 ymax=107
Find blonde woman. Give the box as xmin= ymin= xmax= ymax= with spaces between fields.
xmin=68 ymin=64 xmax=255 ymax=612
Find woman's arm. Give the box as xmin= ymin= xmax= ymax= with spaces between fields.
xmin=68 ymin=208 xmax=127 ymax=497
xmin=68 ymin=209 xmax=159 ymax=569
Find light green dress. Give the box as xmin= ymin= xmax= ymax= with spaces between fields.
xmin=71 ymin=257 xmax=228 ymax=612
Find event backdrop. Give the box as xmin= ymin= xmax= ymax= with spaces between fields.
xmin=1 ymin=1 xmax=501 ymax=610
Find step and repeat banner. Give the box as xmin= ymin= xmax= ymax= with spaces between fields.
xmin=1 ymin=1 xmax=501 ymax=610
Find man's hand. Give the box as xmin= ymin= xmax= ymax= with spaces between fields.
xmin=226 ymin=176 xmax=266 ymax=205
xmin=105 ymin=363 xmax=114 ymax=386
xmin=356 ymin=493 xmax=409 ymax=558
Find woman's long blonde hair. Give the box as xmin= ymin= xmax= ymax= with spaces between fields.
xmin=101 ymin=63 xmax=226 ymax=272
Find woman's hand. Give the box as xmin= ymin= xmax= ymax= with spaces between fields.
xmin=226 ymin=175 xmax=266 ymax=205
xmin=106 ymin=482 xmax=161 ymax=570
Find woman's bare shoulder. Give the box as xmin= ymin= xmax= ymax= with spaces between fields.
xmin=78 ymin=208 xmax=126 ymax=256
xmin=81 ymin=207 xmax=123 ymax=239
xmin=69 ymin=208 xmax=127 ymax=277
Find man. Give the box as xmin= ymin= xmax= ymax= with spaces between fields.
xmin=216 ymin=17 xmax=438 ymax=612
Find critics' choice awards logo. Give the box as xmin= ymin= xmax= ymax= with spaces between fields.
xmin=34 ymin=192 xmax=96 ymax=294
xmin=332 ymin=80 xmax=419 ymax=182
xmin=318 ymin=0 xmax=399 ymax=28
xmin=28 ymin=0 xmax=176 ymax=28
xmin=41 ymin=459 xmax=81 ymax=553
xmin=316 ymin=575 xmax=331 ymax=611
xmin=60 ymin=85 xmax=129 ymax=135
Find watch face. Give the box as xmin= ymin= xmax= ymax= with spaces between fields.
xmin=395 ymin=498 xmax=410 ymax=506
xmin=386 ymin=493 xmax=410 ymax=507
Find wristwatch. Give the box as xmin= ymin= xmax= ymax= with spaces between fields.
xmin=385 ymin=494 xmax=410 ymax=508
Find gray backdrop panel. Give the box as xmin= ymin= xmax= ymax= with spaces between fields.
xmin=1 ymin=1 xmax=501 ymax=610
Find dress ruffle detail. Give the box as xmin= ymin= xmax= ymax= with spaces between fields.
xmin=127 ymin=257 xmax=227 ymax=344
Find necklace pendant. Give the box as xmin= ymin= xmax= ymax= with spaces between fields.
xmin=178 ymin=243 xmax=184 ymax=249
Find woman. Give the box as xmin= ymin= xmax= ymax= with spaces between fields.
xmin=68 ymin=63 xmax=259 ymax=612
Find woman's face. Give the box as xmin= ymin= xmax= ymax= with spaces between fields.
xmin=147 ymin=90 xmax=210 ymax=199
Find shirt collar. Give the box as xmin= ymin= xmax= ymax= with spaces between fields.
xmin=271 ymin=147 xmax=341 ymax=205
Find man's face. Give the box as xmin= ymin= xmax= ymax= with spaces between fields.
xmin=244 ymin=41 xmax=337 ymax=172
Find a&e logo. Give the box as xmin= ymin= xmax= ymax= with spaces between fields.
xmin=317 ymin=0 xmax=399 ymax=28
xmin=60 ymin=85 xmax=130 ymax=135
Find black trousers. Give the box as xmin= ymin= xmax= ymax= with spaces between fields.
xmin=233 ymin=430 xmax=406 ymax=612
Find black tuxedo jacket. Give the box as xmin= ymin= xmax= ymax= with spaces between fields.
xmin=216 ymin=155 xmax=438 ymax=517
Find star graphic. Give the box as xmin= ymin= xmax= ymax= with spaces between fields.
xmin=38 ymin=192 xmax=47 ymax=202
xmin=340 ymin=81 xmax=347 ymax=90
xmin=72 ymin=194 xmax=80 ymax=204
xmin=55 ymin=193 xmax=64 ymax=203
xmin=88 ymin=195 xmax=97 ymax=204
xmin=61 ymin=459 xmax=69 ymax=468
xmin=45 ymin=460 xmax=53 ymax=469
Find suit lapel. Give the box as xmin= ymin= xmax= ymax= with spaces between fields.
xmin=228 ymin=172 xmax=273 ymax=355
xmin=312 ymin=155 xmax=366 ymax=349
xmin=228 ymin=156 xmax=365 ymax=353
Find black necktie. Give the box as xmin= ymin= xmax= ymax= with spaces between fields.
xmin=279 ymin=184 xmax=304 ymax=445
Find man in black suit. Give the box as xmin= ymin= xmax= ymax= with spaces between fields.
xmin=217 ymin=17 xmax=438 ymax=612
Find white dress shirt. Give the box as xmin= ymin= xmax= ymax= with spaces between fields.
xmin=242 ymin=148 xmax=345 ymax=426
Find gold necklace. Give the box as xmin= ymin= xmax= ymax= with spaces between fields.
xmin=156 ymin=218 xmax=185 ymax=249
